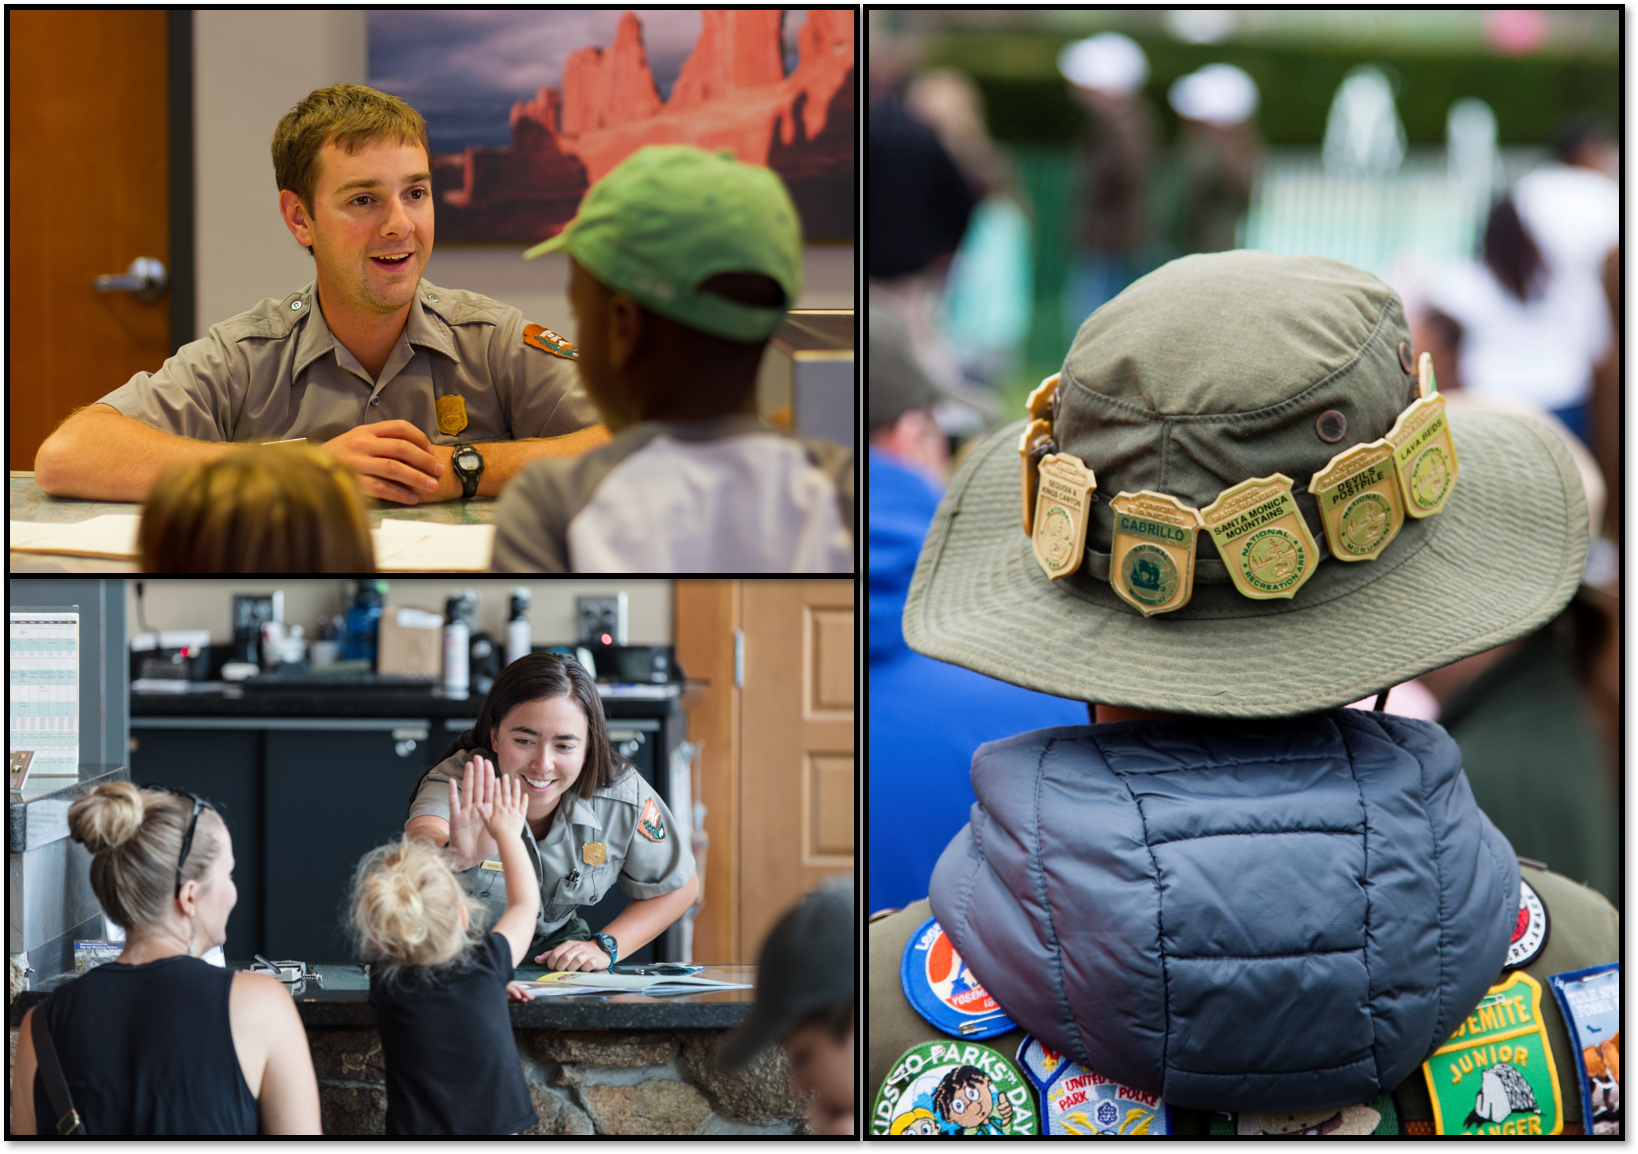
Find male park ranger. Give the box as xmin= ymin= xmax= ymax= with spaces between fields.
xmin=34 ymin=84 xmax=607 ymax=505
xmin=868 ymin=252 xmax=1618 ymax=1136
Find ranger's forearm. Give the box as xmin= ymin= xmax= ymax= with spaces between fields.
xmin=34 ymin=404 xmax=233 ymax=501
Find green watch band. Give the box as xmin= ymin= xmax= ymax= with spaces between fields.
xmin=595 ymin=932 xmax=618 ymax=966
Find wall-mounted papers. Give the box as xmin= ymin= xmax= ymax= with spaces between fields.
xmin=9 ymin=611 xmax=79 ymax=776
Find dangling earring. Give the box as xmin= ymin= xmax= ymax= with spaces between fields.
xmin=188 ymin=914 xmax=197 ymax=955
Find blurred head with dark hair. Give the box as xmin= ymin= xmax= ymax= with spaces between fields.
xmin=1552 ymin=113 xmax=1614 ymax=170
xmin=1482 ymin=197 xmax=1545 ymax=303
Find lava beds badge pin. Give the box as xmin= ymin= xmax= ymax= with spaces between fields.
xmin=873 ymin=1041 xmax=1038 ymax=1135
xmin=1201 ymin=474 xmax=1320 ymax=600
xmin=1108 ymin=491 xmax=1202 ymax=616
xmin=1549 ymin=963 xmax=1619 ymax=1137
xmin=1422 ymin=971 xmax=1563 ymax=1135
xmin=1385 ymin=390 xmax=1458 ymax=518
xmin=523 ymin=322 xmax=578 ymax=359
xmin=1031 ymin=452 xmax=1096 ymax=580
xmin=1016 ymin=1035 xmax=1169 ymax=1135
xmin=901 ymin=917 xmax=1016 ymax=1039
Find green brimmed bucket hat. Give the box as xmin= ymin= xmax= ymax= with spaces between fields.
xmin=904 ymin=251 xmax=1589 ymax=718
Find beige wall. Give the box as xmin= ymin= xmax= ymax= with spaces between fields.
xmin=125 ymin=578 xmax=672 ymax=646
xmin=192 ymin=10 xmax=854 ymax=340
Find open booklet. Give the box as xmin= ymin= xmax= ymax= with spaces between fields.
xmin=514 ymin=971 xmax=753 ymax=999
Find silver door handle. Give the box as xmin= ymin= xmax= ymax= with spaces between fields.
xmin=94 ymin=257 xmax=168 ymax=302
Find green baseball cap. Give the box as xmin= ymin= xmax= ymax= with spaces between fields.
xmin=905 ymin=251 xmax=1589 ymax=718
xmin=524 ymin=144 xmax=803 ymax=343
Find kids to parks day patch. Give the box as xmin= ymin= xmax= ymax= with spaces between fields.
xmin=1422 ymin=970 xmax=1562 ymax=1135
xmin=1505 ymin=877 xmax=1550 ymax=970
xmin=1016 ymin=1034 xmax=1169 ymax=1135
xmin=872 ymin=1040 xmax=1039 ymax=1135
xmin=523 ymin=322 xmax=577 ymax=359
xmin=1549 ymin=963 xmax=1619 ymax=1137
xmin=901 ymin=917 xmax=1016 ymax=1040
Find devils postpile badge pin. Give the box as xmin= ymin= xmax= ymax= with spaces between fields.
xmin=1031 ymin=452 xmax=1096 ymax=581
xmin=1201 ymin=474 xmax=1320 ymax=600
xmin=1422 ymin=971 xmax=1563 ymax=1135
xmin=873 ymin=1040 xmax=1039 ymax=1135
xmin=524 ymin=322 xmax=578 ymax=359
xmin=1548 ymin=962 xmax=1619 ymax=1137
xmin=1504 ymin=878 xmax=1550 ymax=971
xmin=1108 ymin=491 xmax=1203 ymax=616
xmin=901 ymin=917 xmax=1015 ymax=1039
xmin=1385 ymin=392 xmax=1458 ymax=518
xmin=1308 ymin=439 xmax=1404 ymax=562
xmin=1017 ymin=1035 xmax=1169 ymax=1135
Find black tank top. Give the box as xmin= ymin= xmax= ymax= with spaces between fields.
xmin=34 ymin=955 xmax=260 ymax=1135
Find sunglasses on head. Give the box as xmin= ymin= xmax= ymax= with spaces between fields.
xmin=139 ymin=785 xmax=218 ymax=897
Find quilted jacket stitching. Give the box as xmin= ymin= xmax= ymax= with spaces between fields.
xmin=1033 ymin=739 xmax=1091 ymax=1066
xmin=1334 ymin=714 xmax=1381 ymax=1088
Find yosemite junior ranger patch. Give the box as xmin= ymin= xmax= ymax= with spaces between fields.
xmin=901 ymin=917 xmax=1015 ymax=1039
xmin=1108 ymin=491 xmax=1202 ymax=616
xmin=1016 ymin=1035 xmax=1169 ymax=1135
xmin=873 ymin=1041 xmax=1038 ymax=1135
xmin=1200 ymin=474 xmax=1320 ymax=600
xmin=1422 ymin=971 xmax=1562 ymax=1135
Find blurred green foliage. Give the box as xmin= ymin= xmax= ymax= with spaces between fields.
xmin=923 ymin=33 xmax=1619 ymax=146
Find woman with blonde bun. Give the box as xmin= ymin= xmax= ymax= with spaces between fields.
xmin=9 ymin=782 xmax=320 ymax=1135
xmin=351 ymin=766 xmax=539 ymax=1135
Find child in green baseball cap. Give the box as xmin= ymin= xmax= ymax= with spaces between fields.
xmin=492 ymin=145 xmax=853 ymax=573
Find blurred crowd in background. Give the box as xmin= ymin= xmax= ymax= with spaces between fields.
xmin=868 ymin=9 xmax=1619 ymax=917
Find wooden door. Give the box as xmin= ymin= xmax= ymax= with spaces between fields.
xmin=8 ymin=10 xmax=171 ymax=470
xmin=738 ymin=580 xmax=855 ymax=959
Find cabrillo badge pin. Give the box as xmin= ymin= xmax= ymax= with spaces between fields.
xmin=1386 ymin=354 xmax=1458 ymax=518
xmin=1308 ymin=439 xmax=1404 ymax=562
xmin=1031 ymin=453 xmax=1096 ymax=580
xmin=1201 ymin=474 xmax=1320 ymax=600
xmin=582 ymin=842 xmax=607 ymax=866
xmin=1108 ymin=491 xmax=1202 ymax=616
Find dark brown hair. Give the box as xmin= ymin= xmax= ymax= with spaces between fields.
xmin=432 ymin=653 xmax=631 ymax=832
xmin=1482 ymin=197 xmax=1545 ymax=303
xmin=791 ymin=999 xmax=854 ymax=1043
xmin=272 ymin=83 xmax=431 ymax=252
xmin=932 ymin=1065 xmax=990 ymax=1121
xmin=139 ymin=444 xmax=375 ymax=573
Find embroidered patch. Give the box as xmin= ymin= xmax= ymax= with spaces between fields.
xmin=1016 ymin=1035 xmax=1169 ymax=1135
xmin=872 ymin=1040 xmax=1039 ymax=1135
xmin=637 ymin=796 xmax=666 ymax=842
xmin=1422 ymin=971 xmax=1563 ymax=1135
xmin=1549 ymin=963 xmax=1619 ymax=1137
xmin=581 ymin=842 xmax=607 ymax=866
xmin=524 ymin=322 xmax=578 ymax=359
xmin=1236 ymin=1101 xmax=1392 ymax=1135
xmin=1505 ymin=878 xmax=1550 ymax=970
xmin=436 ymin=393 xmax=468 ymax=435
xmin=901 ymin=917 xmax=1015 ymax=1039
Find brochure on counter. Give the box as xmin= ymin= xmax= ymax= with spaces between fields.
xmin=515 ymin=971 xmax=753 ymax=998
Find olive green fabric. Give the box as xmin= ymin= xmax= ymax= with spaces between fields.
xmin=527 ymin=914 xmax=591 ymax=961
xmin=870 ymin=868 xmax=1618 ymax=1135
xmin=1439 ymin=619 xmax=1617 ymax=903
xmin=904 ymin=251 xmax=1589 ymax=717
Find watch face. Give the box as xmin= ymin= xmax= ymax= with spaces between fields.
xmin=455 ymin=447 xmax=481 ymax=471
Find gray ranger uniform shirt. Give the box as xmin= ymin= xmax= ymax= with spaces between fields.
xmin=409 ymin=750 xmax=695 ymax=941
xmin=94 ymin=278 xmax=597 ymax=445
xmin=489 ymin=416 xmax=856 ymax=572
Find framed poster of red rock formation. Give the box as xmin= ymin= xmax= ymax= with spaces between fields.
xmin=368 ymin=9 xmax=855 ymax=245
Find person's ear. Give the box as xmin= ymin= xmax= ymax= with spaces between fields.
xmin=606 ymin=292 xmax=644 ymax=372
xmin=280 ymin=189 xmax=315 ymax=250
xmin=175 ymin=877 xmax=197 ymax=918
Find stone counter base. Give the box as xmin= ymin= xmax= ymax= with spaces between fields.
xmin=11 ymin=1026 xmax=810 ymax=1136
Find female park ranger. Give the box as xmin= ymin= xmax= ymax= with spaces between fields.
xmin=404 ymin=653 xmax=696 ymax=971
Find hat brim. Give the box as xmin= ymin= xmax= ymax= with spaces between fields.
xmin=904 ymin=408 xmax=1588 ymax=718
xmin=522 ymin=232 xmax=569 ymax=260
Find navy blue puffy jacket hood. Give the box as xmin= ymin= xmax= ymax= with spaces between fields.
xmin=929 ymin=709 xmax=1518 ymax=1114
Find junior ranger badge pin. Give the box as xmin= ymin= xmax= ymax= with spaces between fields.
xmin=1108 ymin=491 xmax=1202 ymax=615
xmin=1201 ymin=474 xmax=1320 ymax=600
xmin=1307 ymin=439 xmax=1404 ymax=562
xmin=1018 ymin=419 xmax=1054 ymax=535
xmin=1385 ymin=387 xmax=1458 ymax=518
xmin=1031 ymin=453 xmax=1096 ymax=581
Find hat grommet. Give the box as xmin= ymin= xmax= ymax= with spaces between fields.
xmin=1397 ymin=341 xmax=1415 ymax=375
xmin=1315 ymin=410 xmax=1347 ymax=443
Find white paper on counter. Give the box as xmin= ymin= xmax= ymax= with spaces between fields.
xmin=10 ymin=515 xmax=142 ymax=558
xmin=372 ymin=519 xmax=495 ymax=571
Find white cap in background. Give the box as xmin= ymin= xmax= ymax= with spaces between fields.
xmin=1058 ymin=32 xmax=1149 ymax=95
xmin=1168 ymin=63 xmax=1259 ymax=126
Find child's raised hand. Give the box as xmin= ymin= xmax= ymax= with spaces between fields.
xmin=484 ymin=770 xmax=528 ymax=842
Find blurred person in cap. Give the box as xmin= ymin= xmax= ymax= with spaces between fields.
xmin=1168 ymin=63 xmax=1262 ymax=255
xmin=719 ymin=879 xmax=854 ymax=1135
xmin=904 ymin=69 xmax=1034 ymax=392
xmin=492 ymin=145 xmax=853 ymax=573
xmin=869 ymin=305 xmax=1083 ymax=916
xmin=1059 ymin=32 xmax=1157 ymax=323
xmin=869 ymin=250 xmax=1615 ymax=1135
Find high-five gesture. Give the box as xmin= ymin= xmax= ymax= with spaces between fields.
xmin=447 ymin=756 xmax=500 ymax=870
xmin=484 ymin=770 xmax=528 ymax=844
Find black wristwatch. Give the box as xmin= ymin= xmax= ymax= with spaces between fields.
xmin=594 ymin=933 xmax=619 ymax=966
xmin=450 ymin=442 xmax=484 ymax=499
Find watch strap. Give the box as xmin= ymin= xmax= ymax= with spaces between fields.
xmin=596 ymin=933 xmax=618 ymax=966
xmin=452 ymin=443 xmax=482 ymax=498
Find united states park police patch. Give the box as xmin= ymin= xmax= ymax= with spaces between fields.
xmin=1422 ymin=971 xmax=1562 ymax=1135
xmin=901 ymin=917 xmax=1015 ymax=1039
xmin=1504 ymin=878 xmax=1549 ymax=971
xmin=872 ymin=1040 xmax=1039 ymax=1135
xmin=1016 ymin=1035 xmax=1170 ymax=1135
